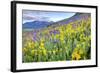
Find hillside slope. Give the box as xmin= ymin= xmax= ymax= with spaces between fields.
xmin=48 ymin=13 xmax=91 ymax=27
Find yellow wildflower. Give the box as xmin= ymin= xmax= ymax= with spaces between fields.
xmin=80 ymin=34 xmax=84 ymax=40
xmin=23 ymin=48 xmax=28 ymax=53
xmin=43 ymin=49 xmax=47 ymax=56
xmin=39 ymin=50 xmax=42 ymax=54
xmin=60 ymin=35 xmax=64 ymax=41
xmin=25 ymin=41 xmax=34 ymax=49
xmin=79 ymin=49 xmax=84 ymax=55
xmin=31 ymin=50 xmax=35 ymax=55
xmin=39 ymin=42 xmax=45 ymax=49
xmin=72 ymin=51 xmax=81 ymax=60
xmin=41 ymin=38 xmax=45 ymax=42
xmin=76 ymin=44 xmax=80 ymax=48
xmin=55 ymin=34 xmax=59 ymax=39
xmin=53 ymin=50 xmax=56 ymax=54
xmin=77 ymin=27 xmax=81 ymax=31
xmin=41 ymin=43 xmax=44 ymax=47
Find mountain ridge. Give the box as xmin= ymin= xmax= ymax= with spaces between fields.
xmin=23 ymin=13 xmax=91 ymax=29
xmin=49 ymin=13 xmax=91 ymax=27
xmin=23 ymin=21 xmax=53 ymax=29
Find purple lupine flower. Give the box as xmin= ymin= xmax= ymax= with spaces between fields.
xmin=49 ymin=30 xmax=60 ymax=35
xmin=49 ymin=30 xmax=53 ymax=35
xmin=32 ymin=31 xmax=37 ymax=41
xmin=53 ymin=30 xmax=60 ymax=35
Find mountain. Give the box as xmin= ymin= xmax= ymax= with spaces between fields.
xmin=48 ymin=13 xmax=91 ymax=27
xmin=56 ymin=13 xmax=90 ymax=24
xmin=23 ymin=13 xmax=91 ymax=29
xmin=23 ymin=21 xmax=53 ymax=29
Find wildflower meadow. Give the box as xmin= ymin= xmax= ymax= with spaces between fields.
xmin=22 ymin=13 xmax=91 ymax=63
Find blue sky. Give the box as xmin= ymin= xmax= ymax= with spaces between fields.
xmin=23 ymin=10 xmax=76 ymax=24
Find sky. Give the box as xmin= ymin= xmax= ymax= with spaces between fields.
xmin=22 ymin=10 xmax=76 ymax=24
